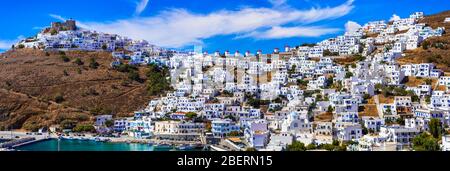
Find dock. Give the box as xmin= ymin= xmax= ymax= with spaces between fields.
xmin=0 ymin=131 xmax=52 ymax=149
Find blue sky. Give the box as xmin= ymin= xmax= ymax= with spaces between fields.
xmin=0 ymin=0 xmax=449 ymax=53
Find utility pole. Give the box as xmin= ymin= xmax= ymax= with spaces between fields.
xmin=57 ymin=138 xmax=61 ymax=152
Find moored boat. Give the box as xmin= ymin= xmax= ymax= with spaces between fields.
xmin=153 ymin=143 xmax=173 ymax=150
xmin=177 ymin=144 xmax=195 ymax=151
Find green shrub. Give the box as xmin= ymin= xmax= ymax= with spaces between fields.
xmin=73 ymin=58 xmax=84 ymax=65
xmin=61 ymin=55 xmax=70 ymax=62
xmin=54 ymin=93 xmax=64 ymax=103
xmin=73 ymin=124 xmax=96 ymax=133
xmin=89 ymin=58 xmax=99 ymax=69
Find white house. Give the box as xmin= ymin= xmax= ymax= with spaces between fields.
xmin=379 ymin=125 xmax=420 ymax=146
xmin=362 ymin=116 xmax=385 ymax=132
xmin=211 ymin=119 xmax=241 ymax=138
xmin=244 ymin=119 xmax=270 ymax=149
xmin=443 ymin=135 xmax=450 ymax=151
xmin=281 ymin=112 xmax=312 ymax=134
xmin=336 ymin=123 xmax=362 ymax=142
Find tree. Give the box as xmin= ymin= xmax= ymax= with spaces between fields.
xmin=297 ymin=79 xmax=309 ymax=87
xmin=102 ymin=44 xmax=108 ymax=50
xmin=411 ymin=94 xmax=419 ymax=102
xmin=421 ymin=40 xmax=430 ymax=50
xmin=375 ymin=83 xmax=383 ymax=90
xmin=116 ymin=64 xmax=138 ymax=73
xmin=50 ymin=29 xmax=58 ymax=35
xmin=315 ymin=94 xmax=323 ymax=101
xmin=288 ymin=65 xmax=296 ymax=77
xmin=185 ymin=112 xmax=198 ymax=120
xmin=225 ymin=115 xmax=237 ymax=122
xmin=146 ymin=64 xmax=172 ymax=96
xmin=363 ymin=93 xmax=371 ymax=101
xmin=286 ymin=141 xmax=306 ymax=151
xmin=429 ymin=118 xmax=443 ymax=139
xmin=221 ymin=90 xmax=233 ymax=97
xmin=396 ymin=117 xmax=405 ymax=125
xmin=105 ymin=120 xmax=114 ymax=128
xmin=73 ymin=124 xmax=96 ymax=133
xmin=89 ymin=58 xmax=100 ymax=69
xmin=306 ymin=143 xmax=317 ymax=150
xmin=321 ymin=144 xmax=335 ymax=151
xmin=385 ymin=107 xmax=392 ymax=116
xmin=17 ymin=44 xmax=25 ymax=49
xmin=345 ymin=72 xmax=353 ymax=78
xmin=325 ymin=77 xmax=334 ymax=88
xmin=332 ymin=140 xmax=340 ymax=146
xmin=327 ymin=105 xmax=333 ymax=113
xmin=425 ymin=95 xmax=431 ymax=103
xmin=353 ymin=54 xmax=366 ymax=61
xmin=362 ymin=125 xmax=369 ymax=135
xmin=128 ymin=70 xmax=141 ymax=82
xmin=412 ymin=133 xmax=440 ymax=151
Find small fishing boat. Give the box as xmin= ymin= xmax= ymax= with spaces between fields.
xmin=177 ymin=144 xmax=195 ymax=151
xmin=94 ymin=138 xmax=109 ymax=142
xmin=153 ymin=143 xmax=173 ymax=150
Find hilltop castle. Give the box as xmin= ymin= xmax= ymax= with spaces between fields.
xmin=51 ymin=19 xmax=77 ymax=31
xmin=43 ymin=19 xmax=77 ymax=34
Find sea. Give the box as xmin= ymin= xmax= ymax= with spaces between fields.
xmin=14 ymin=139 xmax=190 ymax=151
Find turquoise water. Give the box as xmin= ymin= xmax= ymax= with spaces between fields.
xmin=15 ymin=139 xmax=167 ymax=151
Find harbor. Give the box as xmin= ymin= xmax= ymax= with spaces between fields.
xmin=0 ymin=131 xmax=207 ymax=151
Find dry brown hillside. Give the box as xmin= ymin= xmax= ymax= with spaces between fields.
xmin=397 ymin=10 xmax=450 ymax=72
xmin=0 ymin=49 xmax=154 ymax=131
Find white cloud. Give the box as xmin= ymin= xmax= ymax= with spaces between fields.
xmin=49 ymin=14 xmax=66 ymax=21
xmin=49 ymin=14 xmax=89 ymax=28
xmin=269 ymin=0 xmax=288 ymax=7
xmin=0 ymin=40 xmax=14 ymax=49
xmin=135 ymin=0 xmax=149 ymax=16
xmin=0 ymin=36 xmax=24 ymax=50
xmin=237 ymin=26 xmax=339 ymax=39
xmin=389 ymin=14 xmax=401 ymax=21
xmin=54 ymin=0 xmax=354 ymax=48
xmin=345 ymin=21 xmax=361 ymax=33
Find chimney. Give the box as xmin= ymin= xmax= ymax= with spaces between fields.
xmin=225 ymin=50 xmax=230 ymax=57
xmin=257 ymin=50 xmax=262 ymax=55
xmin=285 ymin=45 xmax=290 ymax=52
xmin=235 ymin=50 xmax=240 ymax=57
xmin=214 ymin=51 xmax=220 ymax=57
xmin=245 ymin=50 xmax=251 ymax=57
xmin=273 ymin=48 xmax=279 ymax=54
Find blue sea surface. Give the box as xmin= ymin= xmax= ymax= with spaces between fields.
xmin=15 ymin=139 xmax=160 ymax=151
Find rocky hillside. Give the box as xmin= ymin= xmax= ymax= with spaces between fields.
xmin=0 ymin=49 xmax=154 ymax=131
xmin=398 ymin=10 xmax=450 ymax=72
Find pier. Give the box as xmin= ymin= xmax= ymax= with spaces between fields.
xmin=0 ymin=131 xmax=52 ymax=149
